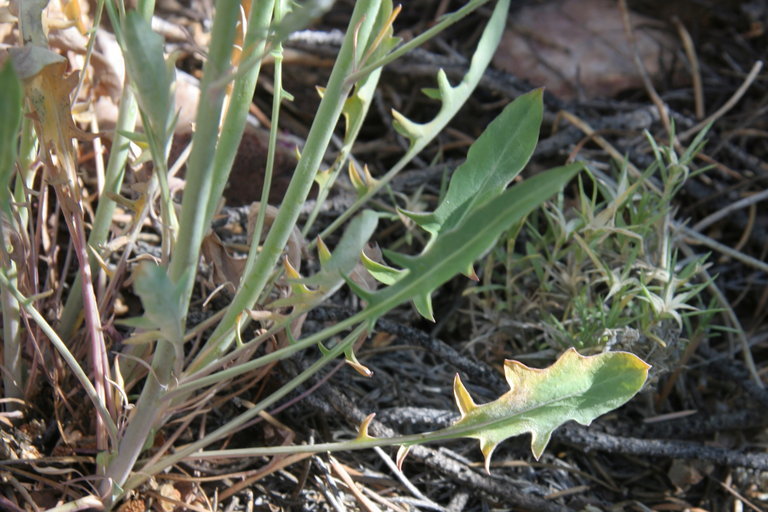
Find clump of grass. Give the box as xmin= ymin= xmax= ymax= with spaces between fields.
xmin=467 ymin=130 xmax=718 ymax=377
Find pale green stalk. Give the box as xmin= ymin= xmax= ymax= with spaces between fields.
xmin=345 ymin=0 xmax=492 ymax=85
xmin=317 ymin=0 xmax=510 ymax=243
xmin=187 ymin=0 xmax=382 ymax=373
xmin=103 ymin=3 xmax=241 ymax=500
xmin=246 ymin=0 xmax=285 ymax=253
xmin=2 ymin=105 xmax=38 ymax=407
xmin=122 ymin=322 xmax=369 ymax=497
xmin=0 ymin=75 xmax=25 ymax=406
xmin=302 ymin=62 xmax=382 ymax=236
xmin=203 ymin=0 xmax=277 ymax=228
xmin=0 ymin=240 xmax=22 ymax=404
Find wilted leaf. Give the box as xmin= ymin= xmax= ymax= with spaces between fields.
xmin=452 ymin=348 xmax=649 ymax=470
xmin=299 ymin=210 xmax=378 ymax=293
xmin=9 ymin=46 xmax=88 ymax=169
xmin=492 ymin=0 xmax=680 ymax=100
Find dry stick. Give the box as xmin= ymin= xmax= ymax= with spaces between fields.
xmin=329 ymin=457 xmax=382 ymax=512
xmin=372 ymin=446 xmax=444 ymax=511
xmin=306 ymin=383 xmax=570 ymax=512
xmin=697 ymin=344 xmax=768 ymax=411
xmin=372 ymin=403 xmax=768 ymax=472
xmin=692 ymin=187 xmax=768 ymax=233
xmin=679 ymin=60 xmax=764 ymax=142
xmin=715 ymin=477 xmax=765 ymax=512
xmin=556 ymin=425 xmax=768 ymax=471
xmin=618 ymin=0 xmax=673 ymax=140
xmin=732 ymin=202 xmax=757 ymax=254
xmin=672 ymin=17 xmax=704 ymax=120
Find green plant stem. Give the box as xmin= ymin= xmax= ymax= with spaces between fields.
xmin=170 ymin=312 xmax=355 ymax=399
xmin=203 ymin=0 xmax=276 ymax=229
xmin=187 ymin=0 xmax=382 ymax=374
xmin=0 ymin=262 xmax=22 ymax=404
xmin=302 ymin=65 xmax=382 ymax=237
xmin=14 ymin=116 xmax=37 ymax=228
xmin=1 ymin=116 xmax=37 ymax=407
xmin=344 ymin=0 xmax=492 ymax=85
xmin=121 ymin=322 xmax=369 ymax=498
xmin=103 ymin=3 xmax=241 ymax=501
xmin=247 ymin=1 xmax=284 ymax=256
xmin=168 ymin=2 xmax=239 ymax=297
xmin=156 ymin=421 xmax=486 ymax=460
xmin=315 ymin=0 xmax=510 ymax=245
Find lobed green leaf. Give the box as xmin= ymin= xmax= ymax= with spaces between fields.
xmin=364 ymin=163 xmax=582 ymax=320
xmin=403 ymin=89 xmax=544 ymax=243
xmin=451 ymin=348 xmax=650 ymax=470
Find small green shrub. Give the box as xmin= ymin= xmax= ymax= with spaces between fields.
xmin=466 ymin=129 xmax=716 ymax=378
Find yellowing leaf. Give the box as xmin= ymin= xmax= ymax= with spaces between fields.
xmin=451 ymin=348 xmax=649 ymax=470
xmin=10 ymin=46 xmax=87 ymax=172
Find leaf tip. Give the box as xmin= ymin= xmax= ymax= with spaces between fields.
xmin=530 ymin=430 xmax=553 ymax=461
xmin=480 ymin=440 xmax=498 ymax=474
xmin=316 ymin=236 xmax=331 ymax=265
xmin=453 ymin=373 xmax=477 ymax=417
xmin=396 ymin=445 xmax=412 ymax=471
xmin=356 ymin=413 xmax=376 ymax=441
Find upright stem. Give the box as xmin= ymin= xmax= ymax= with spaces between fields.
xmin=188 ymin=0 xmax=382 ymax=373
xmin=103 ymin=3 xmax=241 ymax=501
xmin=203 ymin=0 xmax=277 ymax=228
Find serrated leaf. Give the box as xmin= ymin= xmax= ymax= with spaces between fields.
xmin=316 ymin=236 xmax=332 ymax=264
xmin=302 ymin=210 xmax=378 ymax=290
xmin=421 ymin=87 xmax=441 ymax=100
xmin=364 ymin=164 xmax=581 ymax=320
xmin=348 ymin=162 xmax=378 ymax=197
xmin=451 ymin=348 xmax=650 ymax=470
xmin=344 ymin=346 xmax=373 ymax=377
xmin=412 ymin=293 xmax=434 ymax=322
xmin=9 ymin=46 xmax=88 ymax=168
xmin=273 ymin=211 xmax=378 ymax=310
xmin=413 ymin=89 xmax=544 ymax=242
xmin=356 ymin=413 xmax=376 ymax=441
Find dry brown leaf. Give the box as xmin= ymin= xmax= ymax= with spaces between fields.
xmin=117 ymin=499 xmax=146 ymax=512
xmin=153 ymin=483 xmax=181 ymax=512
xmin=200 ymin=231 xmax=247 ymax=290
xmin=494 ymin=0 xmax=681 ymax=100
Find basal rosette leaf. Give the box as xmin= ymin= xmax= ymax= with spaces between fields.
xmin=452 ymin=348 xmax=650 ymax=471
